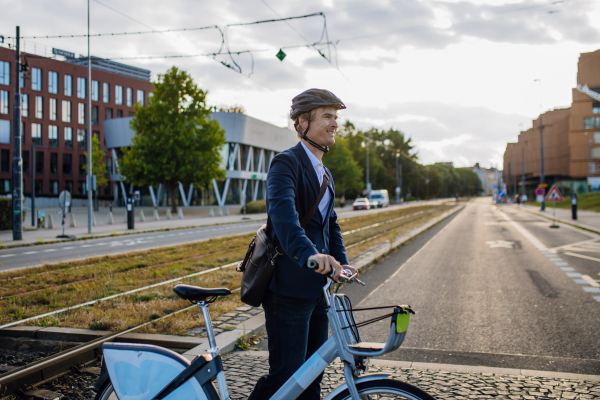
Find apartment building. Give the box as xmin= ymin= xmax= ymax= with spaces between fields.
xmin=0 ymin=45 xmax=153 ymax=199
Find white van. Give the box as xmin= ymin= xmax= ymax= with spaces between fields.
xmin=369 ymin=190 xmax=389 ymax=208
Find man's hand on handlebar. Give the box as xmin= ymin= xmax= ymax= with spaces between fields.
xmin=307 ymin=254 xmax=342 ymax=280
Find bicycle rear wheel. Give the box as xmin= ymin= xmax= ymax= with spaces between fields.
xmin=330 ymin=378 xmax=435 ymax=400
xmin=94 ymin=381 xmax=117 ymax=400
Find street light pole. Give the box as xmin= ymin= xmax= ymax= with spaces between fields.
xmin=395 ymin=153 xmax=399 ymax=203
xmin=12 ymin=26 xmax=23 ymax=240
xmin=87 ymin=0 xmax=93 ymax=233
xmin=521 ymin=131 xmax=525 ymax=198
xmin=365 ymin=132 xmax=370 ymax=195
xmin=535 ymin=79 xmax=545 ymax=211
xmin=585 ymin=132 xmax=590 ymax=188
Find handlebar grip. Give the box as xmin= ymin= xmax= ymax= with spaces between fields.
xmin=307 ymin=260 xmax=318 ymax=269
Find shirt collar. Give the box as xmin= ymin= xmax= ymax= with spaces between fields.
xmin=300 ymin=141 xmax=323 ymax=168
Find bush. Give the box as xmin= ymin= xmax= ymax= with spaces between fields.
xmin=243 ymin=200 xmax=267 ymax=214
xmin=0 ymin=198 xmax=12 ymax=230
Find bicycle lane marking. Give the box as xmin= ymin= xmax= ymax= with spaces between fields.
xmin=496 ymin=208 xmax=600 ymax=303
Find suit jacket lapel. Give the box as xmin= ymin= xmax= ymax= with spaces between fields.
xmin=294 ymin=142 xmax=320 ymax=199
xmin=324 ymin=168 xmax=335 ymax=220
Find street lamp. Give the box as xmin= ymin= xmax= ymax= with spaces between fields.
xmin=534 ymin=79 xmax=545 ymax=211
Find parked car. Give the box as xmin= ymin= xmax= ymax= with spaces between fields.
xmin=353 ymin=198 xmax=370 ymax=210
xmin=369 ymin=200 xmax=379 ymax=209
xmin=369 ymin=190 xmax=389 ymax=207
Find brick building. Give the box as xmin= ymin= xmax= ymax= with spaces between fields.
xmin=0 ymin=45 xmax=153 ymax=199
xmin=503 ymin=50 xmax=600 ymax=194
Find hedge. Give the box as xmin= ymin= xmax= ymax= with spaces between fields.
xmin=242 ymin=200 xmax=267 ymax=214
xmin=0 ymin=198 xmax=12 ymax=230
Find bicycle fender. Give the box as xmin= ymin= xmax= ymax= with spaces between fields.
xmin=323 ymin=373 xmax=391 ymax=400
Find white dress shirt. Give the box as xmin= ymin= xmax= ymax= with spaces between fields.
xmin=301 ymin=142 xmax=332 ymax=223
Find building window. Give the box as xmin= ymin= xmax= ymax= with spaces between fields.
xmin=36 ymin=151 xmax=44 ymax=174
xmin=77 ymin=129 xmax=86 ymax=150
xmin=592 ymin=147 xmax=600 ymax=159
xmin=103 ymin=82 xmax=110 ymax=103
xmin=137 ymin=89 xmax=144 ymax=106
xmin=128 ymin=111 xmax=135 ymax=117
xmin=65 ymin=180 xmax=73 ymax=193
xmin=50 ymin=152 xmax=58 ymax=174
xmin=64 ymin=127 xmax=73 ymax=149
xmin=31 ymin=123 xmax=42 ymax=145
xmin=64 ymin=74 xmax=73 ymax=96
xmin=35 ymin=179 xmax=43 ymax=194
xmin=62 ymin=100 xmax=71 ymax=122
xmin=77 ymin=77 xmax=86 ymax=99
xmin=1 ymin=179 xmax=10 ymax=193
xmin=79 ymin=154 xmax=87 ymax=175
xmin=92 ymin=80 xmax=99 ymax=101
xmin=126 ymin=87 xmax=133 ymax=107
xmin=31 ymin=68 xmax=42 ymax=91
xmin=23 ymin=150 xmax=29 ymax=174
xmin=584 ymin=117 xmax=600 ymax=129
xmin=49 ymin=125 xmax=58 ymax=147
xmin=106 ymin=156 xmax=113 ymax=174
xmin=115 ymin=85 xmax=123 ymax=105
xmin=78 ymin=180 xmax=87 ymax=195
xmin=1 ymin=149 xmax=10 ymax=173
xmin=20 ymin=122 xmax=25 ymax=145
xmin=48 ymin=71 xmax=58 ymax=94
xmin=35 ymin=96 xmax=43 ymax=119
xmin=0 ymin=61 xmax=9 ymax=85
xmin=0 ymin=120 xmax=10 ymax=144
xmin=594 ymin=132 xmax=600 ymax=144
xmin=593 ymin=103 xmax=600 ymax=114
xmin=50 ymin=180 xmax=58 ymax=194
xmin=117 ymin=109 xmax=123 ymax=118
xmin=63 ymin=154 xmax=72 ymax=175
xmin=49 ymin=98 xmax=57 ymax=121
xmin=78 ymin=103 xmax=85 ymax=124
xmin=20 ymin=71 xmax=25 ymax=89
xmin=105 ymin=107 xmax=113 ymax=120
xmin=0 ymin=90 xmax=8 ymax=114
xmin=92 ymin=105 xmax=98 ymax=125
xmin=22 ymin=94 xmax=29 ymax=117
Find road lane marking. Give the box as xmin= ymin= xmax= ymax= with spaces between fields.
xmin=0 ymin=254 xmax=15 ymax=258
xmin=594 ymin=296 xmax=600 ymax=302
xmin=583 ymin=287 xmax=600 ymax=293
xmin=23 ymin=251 xmax=38 ymax=254
xmin=486 ymin=240 xmax=514 ymax=248
xmin=581 ymin=275 xmax=600 ymax=287
xmin=561 ymin=267 xmax=575 ymax=271
xmin=43 ymin=249 xmax=57 ymax=252
xmin=567 ymin=273 xmax=583 ymax=277
xmin=63 ymin=247 xmax=74 ymax=249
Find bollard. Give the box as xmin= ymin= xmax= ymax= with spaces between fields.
xmin=218 ymin=208 xmax=223 ymax=216
xmin=571 ymin=192 xmax=577 ymax=220
xmin=225 ymin=207 xmax=229 ymax=216
xmin=166 ymin=209 xmax=172 ymax=220
xmin=153 ymin=209 xmax=160 ymax=221
xmin=127 ymin=197 xmax=135 ymax=229
xmin=92 ymin=212 xmax=96 ymax=226
xmin=209 ymin=208 xmax=214 ymax=217
xmin=46 ymin=214 xmax=54 ymax=229
xmin=178 ymin=208 xmax=184 ymax=219
xmin=108 ymin=212 xmax=114 ymax=225
xmin=69 ymin=213 xmax=77 ymax=228
xmin=139 ymin=210 xmax=145 ymax=222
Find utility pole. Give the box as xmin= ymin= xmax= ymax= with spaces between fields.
xmin=87 ymin=0 xmax=93 ymax=233
xmin=365 ymin=132 xmax=370 ymax=195
xmin=513 ymin=146 xmax=517 ymax=199
xmin=426 ymin=166 xmax=429 ymax=200
xmin=585 ymin=132 xmax=590 ymax=188
xmin=508 ymin=162 xmax=512 ymax=198
xmin=535 ymin=79 xmax=545 ymax=211
xmin=395 ymin=153 xmax=400 ymax=203
xmin=521 ymin=131 xmax=525 ymax=198
xmin=12 ymin=26 xmax=23 ymax=240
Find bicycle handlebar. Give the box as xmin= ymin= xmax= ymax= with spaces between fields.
xmin=307 ymin=260 xmax=365 ymax=286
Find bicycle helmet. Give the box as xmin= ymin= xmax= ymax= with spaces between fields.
xmin=290 ymin=89 xmax=346 ymax=153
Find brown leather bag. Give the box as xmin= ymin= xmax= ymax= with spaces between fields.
xmin=237 ymin=174 xmax=329 ymax=307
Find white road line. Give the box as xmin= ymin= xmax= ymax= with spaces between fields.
xmin=594 ymin=296 xmax=600 ymax=302
xmin=43 ymin=249 xmax=57 ymax=252
xmin=63 ymin=247 xmax=74 ymax=249
xmin=563 ymin=252 xmax=600 ymax=263
xmin=567 ymin=272 xmax=583 ymax=277
xmin=23 ymin=251 xmax=38 ymax=254
xmin=561 ymin=267 xmax=575 ymax=271
xmin=583 ymin=287 xmax=600 ymax=293
xmin=0 ymin=254 xmax=15 ymax=258
xmin=581 ymin=275 xmax=600 ymax=288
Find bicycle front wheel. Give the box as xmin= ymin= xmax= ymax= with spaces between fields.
xmin=330 ymin=378 xmax=436 ymax=400
xmin=94 ymin=381 xmax=118 ymax=400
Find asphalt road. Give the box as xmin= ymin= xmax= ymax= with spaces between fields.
xmin=342 ymin=200 xmax=600 ymax=375
xmin=0 ymin=221 xmax=266 ymax=270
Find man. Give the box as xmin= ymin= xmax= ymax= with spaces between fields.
xmin=248 ymin=89 xmax=356 ymax=400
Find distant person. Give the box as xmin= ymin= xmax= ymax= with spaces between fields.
xmin=516 ymin=194 xmax=521 ymax=205
xmin=340 ymin=194 xmax=346 ymax=208
xmin=522 ymin=194 xmax=528 ymax=204
xmin=455 ymin=193 xmax=459 ymax=202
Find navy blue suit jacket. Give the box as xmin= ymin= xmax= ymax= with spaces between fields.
xmin=267 ymin=142 xmax=349 ymax=299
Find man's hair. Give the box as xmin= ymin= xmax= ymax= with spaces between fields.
xmin=294 ymin=109 xmax=317 ymax=139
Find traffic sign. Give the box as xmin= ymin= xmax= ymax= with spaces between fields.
xmin=545 ymin=185 xmax=564 ymax=202
xmin=59 ymin=190 xmax=71 ymax=209
xmin=535 ymin=188 xmax=545 ymax=196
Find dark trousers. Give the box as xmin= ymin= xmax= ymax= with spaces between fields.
xmin=248 ymin=290 xmax=329 ymax=400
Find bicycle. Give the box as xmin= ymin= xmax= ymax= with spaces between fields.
xmin=94 ymin=268 xmax=435 ymax=400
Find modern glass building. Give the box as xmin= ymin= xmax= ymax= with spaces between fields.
xmin=103 ymin=111 xmax=299 ymax=207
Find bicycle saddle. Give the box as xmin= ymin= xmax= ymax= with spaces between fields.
xmin=173 ymin=284 xmax=231 ymax=302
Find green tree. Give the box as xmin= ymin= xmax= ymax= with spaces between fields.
xmin=83 ymin=135 xmax=108 ymax=209
xmin=323 ymin=136 xmax=363 ymax=197
xmin=120 ymin=66 xmax=226 ymax=212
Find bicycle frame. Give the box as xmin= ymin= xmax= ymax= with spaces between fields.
xmin=100 ymin=280 xmax=407 ymax=400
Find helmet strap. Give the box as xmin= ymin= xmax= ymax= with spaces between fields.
xmin=300 ymin=112 xmax=329 ymax=154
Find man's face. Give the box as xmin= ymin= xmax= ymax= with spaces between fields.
xmin=300 ymin=106 xmax=339 ymax=147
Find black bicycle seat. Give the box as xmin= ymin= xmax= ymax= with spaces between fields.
xmin=173 ymin=284 xmax=231 ymax=302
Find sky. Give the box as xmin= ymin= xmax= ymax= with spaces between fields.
xmin=2 ymin=0 xmax=599 ymax=169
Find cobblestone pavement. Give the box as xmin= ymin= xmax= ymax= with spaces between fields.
xmin=221 ymin=352 xmax=600 ymax=399
xmin=186 ymin=305 xmax=263 ymax=337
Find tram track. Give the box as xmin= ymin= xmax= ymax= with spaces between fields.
xmin=0 ymin=205 xmax=453 ymax=399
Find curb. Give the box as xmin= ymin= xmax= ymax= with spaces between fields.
xmin=235 ymin=351 xmax=600 ymax=382
xmin=511 ymin=205 xmax=600 ymax=235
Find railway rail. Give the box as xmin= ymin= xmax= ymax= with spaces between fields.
xmin=0 ymin=205 xmax=452 ymax=399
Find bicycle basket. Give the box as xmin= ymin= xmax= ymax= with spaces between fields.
xmin=331 ymin=293 xmax=414 ymax=357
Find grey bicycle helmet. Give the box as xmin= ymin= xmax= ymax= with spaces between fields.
xmin=290 ymin=88 xmax=346 ymax=153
